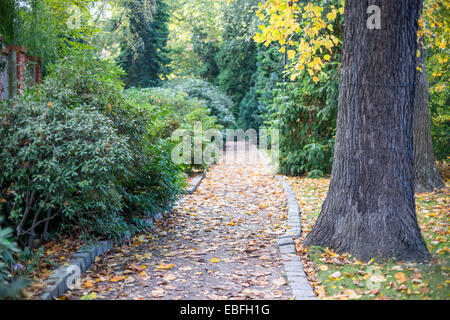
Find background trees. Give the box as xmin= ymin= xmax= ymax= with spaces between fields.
xmin=254 ymin=0 xmax=448 ymax=182
xmin=215 ymin=0 xmax=259 ymax=118
xmin=116 ymin=0 xmax=171 ymax=87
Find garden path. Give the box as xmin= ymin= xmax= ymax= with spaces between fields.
xmin=66 ymin=143 xmax=294 ymax=300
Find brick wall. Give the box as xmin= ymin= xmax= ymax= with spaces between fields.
xmin=0 ymin=37 xmax=42 ymax=101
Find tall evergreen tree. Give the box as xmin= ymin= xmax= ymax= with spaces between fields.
xmin=0 ymin=0 xmax=18 ymax=43
xmin=118 ymin=0 xmax=171 ymax=88
xmin=216 ymin=0 xmax=259 ymax=119
xmin=238 ymin=45 xmax=284 ymax=131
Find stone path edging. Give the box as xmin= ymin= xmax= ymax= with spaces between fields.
xmin=276 ymin=176 xmax=317 ymax=300
xmin=41 ymin=173 xmax=206 ymax=300
xmin=255 ymin=148 xmax=317 ymax=300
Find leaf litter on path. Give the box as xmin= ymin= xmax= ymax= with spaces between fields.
xmin=64 ymin=145 xmax=293 ymax=300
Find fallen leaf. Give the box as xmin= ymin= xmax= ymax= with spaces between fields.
xmin=329 ymin=271 xmax=342 ymax=280
xmin=395 ymin=272 xmax=408 ymax=284
xmin=272 ymin=277 xmax=287 ymax=286
xmin=80 ymin=292 xmax=97 ymax=300
xmin=156 ymin=263 xmax=175 ymax=270
xmin=151 ymin=288 xmax=166 ymax=298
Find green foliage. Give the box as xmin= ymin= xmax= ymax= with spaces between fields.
xmin=165 ymin=78 xmax=235 ymax=128
xmin=261 ymin=0 xmax=343 ymax=177
xmin=125 ymin=85 xmax=222 ymax=172
xmin=0 ymin=49 xmax=188 ymax=245
xmin=0 ymin=0 xmax=17 ymax=44
xmin=0 ymin=97 xmax=133 ymax=243
xmin=216 ymin=0 xmax=259 ymax=117
xmin=0 ymin=218 xmax=28 ymax=299
xmin=270 ymin=59 xmax=340 ymax=177
xmin=0 ymin=0 xmax=97 ymax=70
xmin=238 ymin=45 xmax=284 ymax=130
xmin=117 ymin=0 xmax=171 ymax=88
xmin=422 ymin=0 xmax=449 ymax=162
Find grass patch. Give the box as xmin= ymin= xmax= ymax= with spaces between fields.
xmin=287 ymin=176 xmax=449 ymax=300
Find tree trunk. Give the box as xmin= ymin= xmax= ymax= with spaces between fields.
xmin=304 ymin=0 xmax=430 ymax=262
xmin=414 ymin=42 xmax=445 ymax=192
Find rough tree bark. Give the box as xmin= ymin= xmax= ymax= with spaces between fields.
xmin=414 ymin=42 xmax=445 ymax=192
xmin=304 ymin=0 xmax=431 ymax=262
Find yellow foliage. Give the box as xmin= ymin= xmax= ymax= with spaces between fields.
xmin=254 ymin=0 xmax=344 ymax=81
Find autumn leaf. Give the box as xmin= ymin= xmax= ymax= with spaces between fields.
xmin=151 ymin=288 xmax=166 ymax=298
xmin=110 ymin=275 xmax=128 ymax=283
xmin=156 ymin=262 xmax=175 ymax=270
xmin=395 ymin=272 xmax=408 ymax=284
xmin=80 ymin=292 xmax=97 ymax=300
xmin=83 ymin=280 xmax=94 ymax=288
xmin=329 ymin=271 xmax=342 ymax=280
xmin=319 ymin=265 xmax=328 ymax=271
xmin=272 ymin=277 xmax=287 ymax=286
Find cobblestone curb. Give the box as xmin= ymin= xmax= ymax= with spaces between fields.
xmin=255 ymin=148 xmax=316 ymax=300
xmin=276 ymin=176 xmax=317 ymax=300
xmin=186 ymin=172 xmax=206 ymax=195
xmin=41 ymin=173 xmax=206 ymax=300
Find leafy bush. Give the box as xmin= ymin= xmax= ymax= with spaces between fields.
xmin=0 ymin=49 xmax=188 ymax=246
xmin=0 ymin=98 xmax=133 ymax=245
xmin=0 ymin=218 xmax=28 ymax=299
xmin=269 ymin=63 xmax=339 ymax=176
xmin=164 ymin=78 xmax=235 ymax=128
xmin=124 ymin=86 xmax=221 ymax=172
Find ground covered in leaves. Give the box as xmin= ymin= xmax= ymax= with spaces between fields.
xmin=55 ymin=145 xmax=293 ymax=300
xmin=288 ymin=176 xmax=449 ymax=300
xmin=20 ymin=234 xmax=90 ymax=299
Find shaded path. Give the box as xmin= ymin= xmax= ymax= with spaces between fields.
xmin=66 ymin=143 xmax=293 ymax=300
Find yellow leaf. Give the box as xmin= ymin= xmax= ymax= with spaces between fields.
xmin=83 ymin=280 xmax=94 ymax=288
xmin=395 ymin=272 xmax=408 ymax=284
xmin=211 ymin=258 xmax=220 ymax=263
xmin=110 ymin=275 xmax=128 ymax=283
xmin=156 ymin=262 xmax=175 ymax=270
xmin=327 ymin=10 xmax=337 ymax=21
xmin=287 ymin=49 xmax=296 ymax=60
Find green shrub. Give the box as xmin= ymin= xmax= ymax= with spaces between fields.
xmin=124 ymin=86 xmax=221 ymax=172
xmin=0 ymin=217 xmax=28 ymax=299
xmin=164 ymin=78 xmax=235 ymax=128
xmin=0 ymin=98 xmax=133 ymax=245
xmin=28 ymin=49 xmax=185 ymax=229
xmin=269 ymin=63 xmax=339 ymax=176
